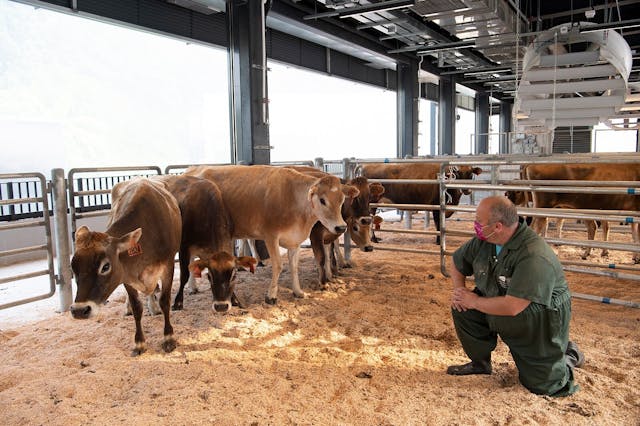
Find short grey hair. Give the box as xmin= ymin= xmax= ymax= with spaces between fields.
xmin=486 ymin=196 xmax=519 ymax=226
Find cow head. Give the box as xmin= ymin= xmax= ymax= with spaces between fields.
xmin=70 ymin=225 xmax=142 ymax=319
xmin=505 ymin=190 xmax=528 ymax=206
xmin=308 ymin=175 xmax=356 ymax=235
xmin=342 ymin=178 xmax=385 ymax=252
xmin=189 ymin=252 xmax=257 ymax=313
xmin=440 ymin=166 xmax=482 ymax=218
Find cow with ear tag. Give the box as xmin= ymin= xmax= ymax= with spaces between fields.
xmin=189 ymin=253 xmax=257 ymax=313
xmin=70 ymin=178 xmax=181 ymax=356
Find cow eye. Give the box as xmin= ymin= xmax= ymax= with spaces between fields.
xmin=99 ymin=260 xmax=111 ymax=275
xmin=320 ymin=198 xmax=326 ymax=206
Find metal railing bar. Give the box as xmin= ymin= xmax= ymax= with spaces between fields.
xmin=0 ymin=269 xmax=50 ymax=285
xmin=0 ymin=245 xmax=48 ymax=258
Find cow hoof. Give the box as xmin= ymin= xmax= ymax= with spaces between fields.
xmin=265 ymin=297 xmax=278 ymax=305
xmin=293 ymin=292 xmax=306 ymax=299
xmin=162 ymin=338 xmax=177 ymax=353
xmin=131 ymin=344 xmax=146 ymax=357
xmin=171 ymin=303 xmax=183 ymax=311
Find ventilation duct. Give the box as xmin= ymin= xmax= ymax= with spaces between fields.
xmin=514 ymin=22 xmax=632 ymax=133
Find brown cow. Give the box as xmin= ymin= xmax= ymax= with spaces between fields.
xmin=524 ymin=163 xmax=640 ymax=263
xmin=185 ymin=165 xmax=358 ymax=304
xmin=506 ymin=189 xmax=608 ymax=257
xmin=153 ymin=175 xmax=257 ymax=312
xmin=286 ymin=165 xmax=385 ymax=285
xmin=70 ymin=178 xmax=181 ymax=355
xmin=358 ymin=163 xmax=482 ymax=244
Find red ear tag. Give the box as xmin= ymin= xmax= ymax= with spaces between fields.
xmin=128 ymin=243 xmax=143 ymax=257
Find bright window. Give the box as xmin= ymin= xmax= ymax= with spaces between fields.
xmin=268 ymin=61 xmax=396 ymax=162
xmin=0 ymin=1 xmax=230 ymax=175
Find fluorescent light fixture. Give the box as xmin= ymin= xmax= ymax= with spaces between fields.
xmin=579 ymin=18 xmax=640 ymax=34
xmin=464 ymin=67 xmax=512 ymax=76
xmin=304 ymin=0 xmax=415 ymax=20
xmin=415 ymin=40 xmax=475 ymax=55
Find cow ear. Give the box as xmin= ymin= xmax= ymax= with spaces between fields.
xmin=236 ymin=256 xmax=258 ymax=273
xmin=75 ymin=225 xmax=92 ymax=246
xmin=189 ymin=258 xmax=207 ymax=278
xmin=369 ymin=182 xmax=385 ymax=197
xmin=473 ymin=167 xmax=483 ymax=175
xmin=116 ymin=228 xmax=142 ymax=254
xmin=342 ymin=184 xmax=360 ymax=199
xmin=308 ymin=184 xmax=318 ymax=201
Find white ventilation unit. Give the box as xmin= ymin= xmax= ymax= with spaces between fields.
xmin=514 ymin=22 xmax=632 ymax=133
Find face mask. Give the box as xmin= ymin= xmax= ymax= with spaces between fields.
xmin=474 ymin=220 xmax=495 ymax=241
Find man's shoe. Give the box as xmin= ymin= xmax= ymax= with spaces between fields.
xmin=566 ymin=341 xmax=585 ymax=368
xmin=446 ymin=360 xmax=492 ymax=376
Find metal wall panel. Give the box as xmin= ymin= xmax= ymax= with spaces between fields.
xmin=300 ymin=40 xmax=326 ymax=73
xmin=269 ymin=30 xmax=302 ymax=66
xmin=192 ymin=12 xmax=226 ymax=46
xmin=139 ymin=0 xmax=191 ymax=38
xmin=330 ymin=51 xmax=350 ymax=77
xmin=79 ymin=0 xmax=139 ymax=23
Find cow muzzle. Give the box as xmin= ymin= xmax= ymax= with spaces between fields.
xmin=213 ymin=301 xmax=231 ymax=313
xmin=360 ymin=216 xmax=372 ymax=226
xmin=334 ymin=225 xmax=347 ymax=234
xmin=70 ymin=302 xmax=94 ymax=319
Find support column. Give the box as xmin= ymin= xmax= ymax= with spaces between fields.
xmin=397 ymin=60 xmax=419 ymax=158
xmin=227 ymin=0 xmax=270 ymax=165
xmin=475 ymin=92 xmax=489 ymax=154
xmin=438 ymin=75 xmax=456 ymax=155
xmin=430 ymin=102 xmax=437 ymax=155
xmin=499 ymin=101 xmax=512 ymax=154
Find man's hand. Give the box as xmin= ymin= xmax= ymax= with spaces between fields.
xmin=451 ymin=287 xmax=478 ymax=312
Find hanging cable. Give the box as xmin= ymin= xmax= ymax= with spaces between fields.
xmin=513 ymin=0 xmax=522 ymax=138
xmin=551 ymin=31 xmax=558 ymax=135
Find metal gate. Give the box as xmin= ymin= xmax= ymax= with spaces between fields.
xmin=0 ymin=173 xmax=56 ymax=309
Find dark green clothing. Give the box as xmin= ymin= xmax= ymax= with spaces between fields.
xmin=451 ymin=223 xmax=578 ymax=397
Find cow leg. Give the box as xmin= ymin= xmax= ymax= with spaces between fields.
xmin=632 ymin=223 xmax=640 ymax=264
xmin=600 ymin=221 xmax=610 ymax=257
xmin=333 ymin=240 xmax=349 ymax=269
xmin=287 ymin=247 xmax=305 ymax=299
xmin=433 ymin=210 xmax=441 ymax=245
xmin=231 ymin=291 xmax=246 ymax=309
xmin=370 ymin=207 xmax=381 ymax=243
xmin=172 ymin=247 xmax=191 ymax=311
xmin=159 ymin=262 xmax=176 ymax=353
xmin=146 ymin=284 xmax=162 ymax=315
xmin=310 ymin=224 xmax=329 ymax=285
xmin=124 ymin=284 xmax=146 ymax=356
xmin=321 ymin=242 xmax=333 ymax=285
xmin=556 ymin=218 xmax=565 ymax=239
xmin=264 ymin=239 xmax=282 ymax=304
xmin=531 ymin=217 xmax=548 ymax=237
xmin=582 ymin=220 xmax=597 ymax=259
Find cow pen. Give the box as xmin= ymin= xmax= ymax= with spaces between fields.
xmin=348 ymin=154 xmax=640 ymax=308
xmin=1 ymin=154 xmax=639 ymax=314
xmin=1 ymin=157 xmax=640 ymax=426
